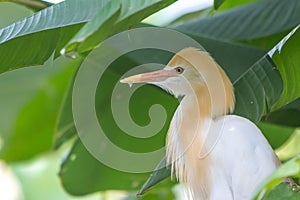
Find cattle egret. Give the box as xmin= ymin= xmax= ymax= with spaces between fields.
xmin=120 ymin=48 xmax=284 ymax=199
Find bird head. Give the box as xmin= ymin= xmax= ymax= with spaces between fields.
xmin=120 ymin=47 xmax=235 ymax=117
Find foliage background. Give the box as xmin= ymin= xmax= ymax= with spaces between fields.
xmin=0 ymin=0 xmax=300 ymax=199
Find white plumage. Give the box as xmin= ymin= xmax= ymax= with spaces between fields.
xmin=168 ymin=112 xmax=279 ymax=199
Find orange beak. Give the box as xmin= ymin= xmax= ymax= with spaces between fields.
xmin=120 ymin=69 xmax=177 ymax=84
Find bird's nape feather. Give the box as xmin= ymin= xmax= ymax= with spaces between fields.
xmin=167 ymin=48 xmax=235 ymax=117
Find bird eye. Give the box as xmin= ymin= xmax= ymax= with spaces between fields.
xmin=175 ymin=66 xmax=184 ymax=74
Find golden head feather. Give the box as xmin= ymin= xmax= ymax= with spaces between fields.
xmin=121 ymin=47 xmax=235 ymax=117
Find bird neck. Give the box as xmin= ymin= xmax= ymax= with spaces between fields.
xmin=167 ymin=88 xmax=214 ymax=199
xmin=167 ymin=80 xmax=235 ymax=198
xmin=182 ymin=84 xmax=212 ymax=120
xmin=176 ymin=87 xmax=212 ymax=154
xmin=183 ymin=74 xmax=235 ymax=119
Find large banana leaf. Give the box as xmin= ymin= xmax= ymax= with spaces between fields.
xmin=0 ymin=0 xmax=175 ymax=72
xmin=0 ymin=57 xmax=79 ymax=161
xmin=262 ymin=96 xmax=300 ymax=130
xmin=0 ymin=2 xmax=33 ymax=28
xmin=216 ymin=0 xmax=258 ymax=11
xmin=271 ymin=26 xmax=300 ymax=109
xmin=63 ymin=0 xmax=176 ymax=54
xmin=172 ymin=0 xmax=300 ymax=41
xmin=261 ymin=182 xmax=300 ymax=200
xmin=0 ymin=0 xmax=99 ymax=72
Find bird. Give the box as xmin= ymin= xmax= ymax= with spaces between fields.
xmin=120 ymin=47 xmax=283 ymax=199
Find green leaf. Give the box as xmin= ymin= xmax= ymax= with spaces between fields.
xmin=271 ymin=26 xmax=300 ymax=109
xmin=217 ymin=0 xmax=258 ymax=11
xmin=62 ymin=0 xmax=120 ymax=55
xmin=53 ymin=69 xmax=79 ymax=150
xmin=262 ymin=182 xmax=300 ymax=200
xmin=0 ymin=57 xmax=79 ymax=161
xmin=168 ymin=8 xmax=213 ymax=26
xmin=59 ymin=139 xmax=150 ymax=195
xmin=0 ymin=2 xmax=33 ymax=28
xmin=233 ymin=56 xmax=282 ymax=121
xmin=7 ymin=0 xmax=52 ymax=11
xmin=54 ymin=24 xmax=85 ymax=58
xmin=0 ymin=28 xmax=60 ymax=73
xmin=0 ymin=0 xmax=100 ymax=43
xmin=63 ymin=0 xmax=176 ymax=55
xmin=181 ymin=34 xmax=266 ymax=83
xmin=0 ymin=0 xmax=175 ymax=72
xmin=284 ymin=97 xmax=300 ymax=110
xmin=115 ymin=0 xmax=176 ymax=30
xmin=0 ymin=0 xmax=113 ymax=73
xmin=182 ymin=36 xmax=282 ymax=122
xmin=214 ymin=0 xmax=226 ymax=10
xmin=263 ymin=109 xmax=300 ymax=127
xmin=252 ymin=154 xmax=300 ymax=199
xmin=276 ymin=129 xmax=300 ymax=161
xmin=139 ymin=191 xmax=175 ymax=200
xmin=172 ymin=0 xmax=300 ymax=41
xmin=137 ymin=157 xmax=172 ymax=196
xmin=241 ymin=29 xmax=292 ymax=51
xmin=257 ymin=123 xmax=295 ymax=150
